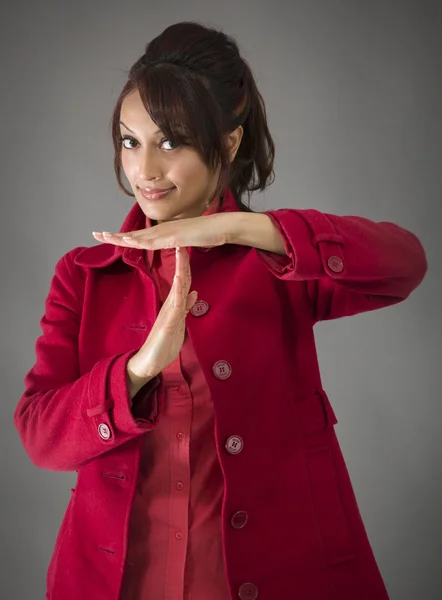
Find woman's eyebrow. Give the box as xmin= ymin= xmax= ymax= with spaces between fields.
xmin=119 ymin=121 xmax=161 ymax=136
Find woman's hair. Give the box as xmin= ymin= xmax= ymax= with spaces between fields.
xmin=110 ymin=21 xmax=275 ymax=212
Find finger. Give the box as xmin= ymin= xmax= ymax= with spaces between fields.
xmin=92 ymin=232 xmax=116 ymax=244
xmin=185 ymin=290 xmax=198 ymax=312
xmin=177 ymin=249 xmax=193 ymax=316
xmin=172 ymin=274 xmax=183 ymax=309
xmin=162 ymin=250 xmax=182 ymax=311
xmin=178 ymin=247 xmax=192 ymax=295
xmin=92 ymin=232 xmax=138 ymax=247
xmin=99 ymin=230 xmax=146 ymax=239
xmin=93 ymin=231 xmax=152 ymax=249
xmin=122 ymin=234 xmax=152 ymax=247
xmin=176 ymin=247 xmax=184 ymax=279
xmin=183 ymin=247 xmax=192 ymax=281
xmin=176 ymin=248 xmax=189 ymax=300
xmin=121 ymin=228 xmax=155 ymax=240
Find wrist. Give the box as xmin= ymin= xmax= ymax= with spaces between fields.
xmin=127 ymin=356 xmax=157 ymax=399
xmin=227 ymin=212 xmax=255 ymax=246
xmin=228 ymin=212 xmax=286 ymax=255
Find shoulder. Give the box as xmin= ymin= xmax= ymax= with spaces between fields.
xmin=46 ymin=247 xmax=89 ymax=298
xmin=55 ymin=243 xmax=120 ymax=273
xmin=54 ymin=246 xmax=88 ymax=274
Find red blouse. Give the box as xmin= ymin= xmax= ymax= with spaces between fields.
xmin=119 ymin=197 xmax=231 ymax=599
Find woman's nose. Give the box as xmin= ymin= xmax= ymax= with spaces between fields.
xmin=138 ymin=149 xmax=162 ymax=181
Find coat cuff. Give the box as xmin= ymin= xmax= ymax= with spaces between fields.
xmin=256 ymin=209 xmax=344 ymax=280
xmin=109 ymin=351 xmax=162 ymax=433
xmin=87 ymin=351 xmax=162 ymax=441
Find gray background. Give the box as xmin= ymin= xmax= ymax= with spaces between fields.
xmin=2 ymin=0 xmax=441 ymax=598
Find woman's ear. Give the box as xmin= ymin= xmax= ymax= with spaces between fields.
xmin=225 ymin=125 xmax=243 ymax=163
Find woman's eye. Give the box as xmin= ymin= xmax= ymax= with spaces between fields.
xmin=119 ymin=135 xmax=138 ymax=149
xmin=118 ymin=135 xmax=180 ymax=151
xmin=160 ymin=138 xmax=180 ymax=151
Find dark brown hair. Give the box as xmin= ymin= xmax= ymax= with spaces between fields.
xmin=110 ymin=21 xmax=275 ymax=212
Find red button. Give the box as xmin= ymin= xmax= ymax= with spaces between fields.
xmin=190 ymin=300 xmax=210 ymax=317
xmin=327 ymin=256 xmax=344 ymax=273
xmin=213 ymin=360 xmax=232 ymax=380
xmin=176 ymin=433 xmax=184 ymax=441
xmin=231 ymin=510 xmax=248 ymax=529
xmin=175 ymin=532 xmax=183 ymax=540
xmin=239 ymin=583 xmax=258 ymax=599
xmin=176 ymin=481 xmax=184 ymax=491
xmin=98 ymin=423 xmax=111 ymax=440
xmin=225 ymin=435 xmax=244 ymax=455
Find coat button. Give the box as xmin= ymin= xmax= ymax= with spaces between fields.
xmin=190 ymin=300 xmax=210 ymax=317
xmin=231 ymin=510 xmax=248 ymax=529
xmin=225 ymin=435 xmax=243 ymax=455
xmin=213 ymin=360 xmax=232 ymax=380
xmin=98 ymin=423 xmax=111 ymax=440
xmin=239 ymin=583 xmax=259 ymax=599
xmin=327 ymin=256 xmax=344 ymax=273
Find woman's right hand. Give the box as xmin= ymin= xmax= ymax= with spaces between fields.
xmin=126 ymin=246 xmax=198 ymax=398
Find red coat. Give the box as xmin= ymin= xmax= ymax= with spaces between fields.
xmin=14 ymin=189 xmax=427 ymax=599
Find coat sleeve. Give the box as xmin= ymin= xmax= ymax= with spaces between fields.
xmin=13 ymin=248 xmax=162 ymax=472
xmin=255 ymin=208 xmax=428 ymax=321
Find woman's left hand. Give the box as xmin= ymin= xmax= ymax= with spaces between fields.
xmin=92 ymin=212 xmax=237 ymax=250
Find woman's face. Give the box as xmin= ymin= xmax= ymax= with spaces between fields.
xmin=119 ymin=88 xmax=241 ymax=224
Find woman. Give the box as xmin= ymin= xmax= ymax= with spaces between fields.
xmin=14 ymin=21 xmax=427 ymax=600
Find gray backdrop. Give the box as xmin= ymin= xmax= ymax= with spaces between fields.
xmin=2 ymin=1 xmax=441 ymax=598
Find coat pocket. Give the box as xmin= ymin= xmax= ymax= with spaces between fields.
xmin=305 ymin=446 xmax=354 ymax=565
xmin=296 ymin=388 xmax=338 ymax=437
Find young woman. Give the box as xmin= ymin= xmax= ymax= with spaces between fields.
xmin=14 ymin=21 xmax=427 ymax=600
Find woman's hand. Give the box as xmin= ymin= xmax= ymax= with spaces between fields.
xmin=126 ymin=246 xmax=197 ymax=397
xmin=92 ymin=211 xmax=287 ymax=255
xmin=92 ymin=212 xmax=235 ymax=250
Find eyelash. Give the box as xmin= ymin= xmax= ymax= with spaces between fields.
xmin=118 ymin=135 xmax=179 ymax=151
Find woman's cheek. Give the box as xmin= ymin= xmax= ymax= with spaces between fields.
xmin=121 ymin=156 xmax=137 ymax=185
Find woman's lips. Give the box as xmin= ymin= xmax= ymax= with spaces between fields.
xmin=139 ymin=187 xmax=175 ymax=200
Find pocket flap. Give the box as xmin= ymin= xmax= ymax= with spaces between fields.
xmin=297 ymin=388 xmax=338 ymax=435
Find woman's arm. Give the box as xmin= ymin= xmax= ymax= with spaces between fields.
xmin=230 ymin=208 xmax=428 ymax=321
xmin=14 ymin=249 xmax=161 ymax=472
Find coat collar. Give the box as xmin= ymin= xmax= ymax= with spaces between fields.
xmin=74 ymin=187 xmax=240 ymax=269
